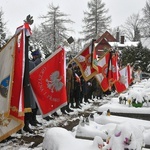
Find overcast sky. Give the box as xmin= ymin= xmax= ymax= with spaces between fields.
xmin=0 ymin=0 xmax=148 ymax=38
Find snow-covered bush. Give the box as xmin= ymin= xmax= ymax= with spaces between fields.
xmin=104 ymin=122 xmax=144 ymax=150
xmin=127 ymin=89 xmax=144 ymax=107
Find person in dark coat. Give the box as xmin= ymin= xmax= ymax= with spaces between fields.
xmin=28 ymin=60 xmax=42 ymax=126
xmin=23 ymin=44 xmax=34 ymax=133
xmin=82 ymin=78 xmax=90 ymax=103
xmin=72 ymin=63 xmax=82 ymax=108
xmin=61 ymin=64 xmax=74 ymax=114
xmin=29 ymin=60 xmax=36 ymax=110
xmin=31 ymin=49 xmax=42 ymax=65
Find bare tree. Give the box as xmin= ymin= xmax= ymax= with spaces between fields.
xmin=121 ymin=13 xmax=141 ymax=41
xmin=141 ymin=0 xmax=150 ymax=37
xmin=81 ymin=0 xmax=111 ymax=43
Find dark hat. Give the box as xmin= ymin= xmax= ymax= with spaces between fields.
xmin=72 ymin=62 xmax=76 ymax=66
xmin=31 ymin=49 xmax=40 ymax=56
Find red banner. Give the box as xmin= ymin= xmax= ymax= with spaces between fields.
xmin=95 ymin=51 xmax=111 ymax=91
xmin=10 ymin=31 xmax=25 ymax=118
xmin=0 ymin=33 xmax=24 ymax=142
xmin=108 ymin=53 xmax=119 ymax=84
xmin=30 ymin=47 xmax=67 ymax=117
xmin=127 ymin=64 xmax=133 ymax=85
xmin=0 ymin=22 xmax=32 ymax=141
xmin=114 ymin=66 xmax=129 ymax=93
xmin=74 ymin=42 xmax=97 ymax=81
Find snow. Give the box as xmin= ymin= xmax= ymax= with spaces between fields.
xmin=43 ymin=127 xmax=103 ymax=150
xmin=105 ymin=122 xmax=144 ymax=150
xmin=1 ymin=79 xmax=150 ymax=149
xmin=141 ymin=37 xmax=150 ymax=49
xmin=98 ymin=98 xmax=150 ymax=114
xmin=109 ymin=41 xmax=139 ymax=47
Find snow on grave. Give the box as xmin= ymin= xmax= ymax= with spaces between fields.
xmin=117 ymin=79 xmax=150 ymax=107
xmin=74 ymin=111 xmax=150 ymax=147
xmin=103 ymin=122 xmax=144 ymax=150
xmin=94 ymin=111 xmax=150 ymax=129
xmin=98 ymin=97 xmax=150 ymax=115
xmin=75 ymin=116 xmax=110 ymax=140
xmin=42 ymin=127 xmax=104 ymax=150
xmin=75 ymin=114 xmax=116 ymax=141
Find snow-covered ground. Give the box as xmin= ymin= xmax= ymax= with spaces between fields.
xmin=1 ymin=79 xmax=150 ymax=150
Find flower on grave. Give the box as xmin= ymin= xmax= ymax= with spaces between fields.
xmin=107 ymin=109 xmax=111 ymax=116
xmin=106 ymin=136 xmax=111 ymax=144
xmin=124 ymin=134 xmax=132 ymax=145
xmin=115 ymin=131 xmax=121 ymax=137
xmin=127 ymin=99 xmax=131 ymax=107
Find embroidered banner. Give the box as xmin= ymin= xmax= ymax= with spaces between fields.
xmin=74 ymin=42 xmax=97 ymax=81
xmin=0 ymin=34 xmax=24 ymax=142
xmin=30 ymin=47 xmax=67 ymax=117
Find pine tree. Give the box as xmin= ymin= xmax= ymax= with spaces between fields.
xmin=0 ymin=8 xmax=7 ymax=49
xmin=81 ymin=0 xmax=111 ymax=43
xmin=121 ymin=42 xmax=150 ymax=72
xmin=39 ymin=3 xmax=74 ymax=52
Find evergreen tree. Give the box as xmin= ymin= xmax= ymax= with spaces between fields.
xmin=30 ymin=26 xmax=49 ymax=57
xmin=0 ymin=8 xmax=7 ymax=49
xmin=121 ymin=42 xmax=150 ymax=72
xmin=39 ymin=3 xmax=74 ymax=52
xmin=121 ymin=46 xmax=137 ymax=67
xmin=81 ymin=0 xmax=111 ymax=43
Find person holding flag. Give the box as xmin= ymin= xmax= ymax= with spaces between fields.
xmin=22 ymin=16 xmax=35 ymax=133
xmin=29 ymin=58 xmax=42 ymax=126
xmin=72 ymin=63 xmax=82 ymax=108
xmin=14 ymin=15 xmax=34 ymax=133
xmin=31 ymin=49 xmax=56 ymax=121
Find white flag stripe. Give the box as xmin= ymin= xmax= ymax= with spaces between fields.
xmin=0 ymin=37 xmax=16 ymax=113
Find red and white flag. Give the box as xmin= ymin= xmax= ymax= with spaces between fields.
xmin=0 ymin=30 xmax=26 ymax=141
xmin=74 ymin=42 xmax=97 ymax=81
xmin=108 ymin=53 xmax=119 ymax=84
xmin=30 ymin=47 xmax=67 ymax=117
xmin=95 ymin=51 xmax=111 ymax=91
xmin=127 ymin=64 xmax=133 ymax=85
xmin=114 ymin=66 xmax=129 ymax=93
xmin=0 ymin=22 xmax=33 ymax=142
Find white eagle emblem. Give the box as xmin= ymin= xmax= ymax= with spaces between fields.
xmin=46 ymin=71 xmax=63 ymax=93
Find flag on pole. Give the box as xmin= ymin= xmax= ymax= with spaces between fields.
xmin=95 ymin=51 xmax=111 ymax=91
xmin=127 ymin=64 xmax=133 ymax=85
xmin=74 ymin=41 xmax=97 ymax=81
xmin=0 ymin=35 xmax=24 ymax=142
xmin=0 ymin=21 xmax=32 ymax=142
xmin=30 ymin=47 xmax=67 ymax=117
xmin=114 ymin=66 xmax=129 ymax=93
xmin=108 ymin=52 xmax=119 ymax=84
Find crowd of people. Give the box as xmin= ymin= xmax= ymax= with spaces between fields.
xmin=23 ymin=48 xmax=143 ymax=134
xmin=22 ymin=49 xmax=107 ymax=134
